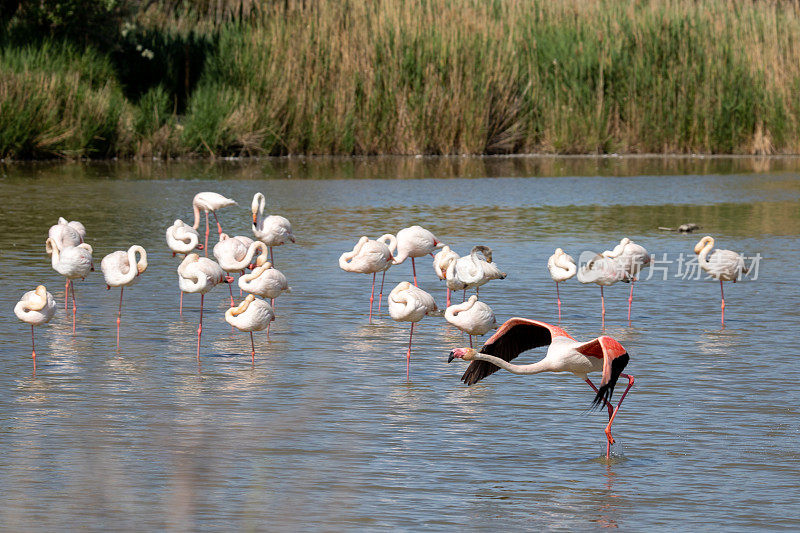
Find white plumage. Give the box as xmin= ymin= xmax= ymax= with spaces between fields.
xmin=251 ymin=192 xmax=295 ymax=249
xmin=166 ymin=219 xmax=202 ymax=255
xmin=101 ymin=245 xmax=148 ymax=288
xmin=444 ymin=295 xmax=497 ymax=347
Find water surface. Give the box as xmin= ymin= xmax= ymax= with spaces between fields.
xmin=1 ymin=157 xmax=798 ymax=530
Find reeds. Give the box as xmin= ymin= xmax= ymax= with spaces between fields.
xmin=4 ymin=0 xmax=800 ymax=158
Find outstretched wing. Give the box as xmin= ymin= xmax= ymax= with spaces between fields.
xmin=575 ymin=336 xmax=630 ymax=408
xmin=461 ymin=317 xmax=571 ymax=386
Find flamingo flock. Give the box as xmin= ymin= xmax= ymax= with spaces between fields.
xmin=15 ymin=195 xmax=753 ymax=460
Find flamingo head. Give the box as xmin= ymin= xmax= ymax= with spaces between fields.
xmin=694 ymin=236 xmax=714 ymax=254
xmin=224 ymin=275 xmax=235 ymax=284
xmin=448 ymin=347 xmax=477 ymax=363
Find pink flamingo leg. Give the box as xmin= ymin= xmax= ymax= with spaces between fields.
xmin=212 ymin=211 xmax=223 ymax=237
xmin=116 ymin=286 xmax=123 ymax=349
xmin=720 ymin=280 xmax=726 ymax=326
xmin=269 ymin=246 xmax=274 ymax=265
xmin=70 ymin=281 xmax=77 ymax=334
xmin=378 ymin=270 xmax=386 ymax=314
xmin=250 ymin=331 xmax=256 ymax=364
xmin=411 ymin=258 xmax=417 ymax=287
xmin=179 ymin=291 xmax=184 ymax=316
xmin=556 ymin=281 xmax=562 ymax=321
xmin=369 ymin=272 xmax=376 ymax=324
xmin=31 ymin=325 xmax=36 ymax=374
xmin=446 ymin=287 xmax=451 ymax=307
xmin=603 ymin=374 xmax=635 ymax=459
xmin=65 ymin=279 xmax=69 ymax=310
xmin=196 ymin=293 xmax=204 ymax=361
xmin=406 ymin=322 xmax=415 ymax=381
xmin=266 ymin=320 xmax=271 ymax=340
xmin=204 ymin=211 xmax=210 ymax=257
xmin=469 ymin=335 xmax=473 ymax=348
xmin=628 ymin=280 xmax=635 ymax=323
xmin=228 ymin=283 xmax=235 ymax=307
xmin=600 ymin=286 xmax=606 ymax=330
xmin=584 ymin=378 xmax=614 ymax=418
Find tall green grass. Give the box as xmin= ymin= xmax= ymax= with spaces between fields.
xmin=4 ymin=0 xmax=800 ymax=158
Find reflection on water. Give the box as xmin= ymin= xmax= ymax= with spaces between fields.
xmin=0 ymin=158 xmax=799 ymax=529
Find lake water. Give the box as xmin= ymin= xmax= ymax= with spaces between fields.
xmin=1 ymin=156 xmax=798 ymax=530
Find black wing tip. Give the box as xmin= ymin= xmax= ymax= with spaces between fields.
xmin=590 ymin=352 xmax=630 ymax=409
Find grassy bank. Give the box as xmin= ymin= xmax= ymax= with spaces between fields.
xmin=2 ymin=0 xmax=800 ymax=159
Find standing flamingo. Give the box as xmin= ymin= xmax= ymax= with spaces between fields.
xmin=433 ymin=245 xmax=460 ymax=307
xmin=547 ymin=248 xmax=576 ymax=321
xmin=602 ymin=238 xmax=651 ymax=323
xmin=45 ymin=238 xmax=93 ymax=333
xmin=101 ymin=245 xmax=148 ymax=349
xmin=166 ymin=219 xmax=204 ymax=256
xmin=166 ymin=219 xmax=205 ymax=314
xmin=393 ymin=225 xmax=444 ymax=287
xmin=177 ymin=253 xmax=234 ymax=360
xmin=446 ymin=245 xmax=506 ymax=300
xmin=388 ymin=281 xmax=439 ymax=381
xmin=448 ymin=317 xmax=634 ymax=459
xmin=213 ymin=234 xmax=266 ymax=306
xmin=14 ymin=285 xmax=56 ymax=373
xmin=577 ymin=253 xmax=624 ymax=329
xmin=444 ymin=295 xmax=497 ymax=348
xmin=339 ymin=235 xmax=396 ymax=323
xmin=251 ymin=192 xmax=295 ymax=265
xmin=48 ymin=217 xmax=86 ymax=248
xmin=225 ymin=294 xmax=275 ymax=363
xmin=694 ymin=236 xmax=748 ymax=327
xmin=192 ymin=192 xmax=237 ymax=256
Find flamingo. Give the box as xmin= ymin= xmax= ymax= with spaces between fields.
xmin=446 ymin=245 xmax=506 ymax=300
xmin=14 ymin=285 xmax=56 ymax=373
xmin=177 ymin=253 xmax=234 ymax=360
xmin=192 ymin=192 xmax=237 ymax=256
xmin=444 ymin=295 xmax=497 ymax=348
xmin=393 ymin=225 xmax=444 ymax=287
xmin=547 ymin=248 xmax=576 ymax=321
xmin=433 ymin=245 xmax=460 ymax=307
xmin=602 ymin=238 xmax=651 ymax=322
xmin=577 ymin=252 xmax=624 ymax=329
xmin=225 ymin=294 xmax=275 ymax=363
xmin=166 ymin=219 xmax=203 ymax=256
xmin=339 ymin=235 xmax=396 ymax=323
xmin=251 ymin=192 xmax=295 ymax=265
xmin=101 ymin=245 xmax=148 ymax=349
xmin=45 ymin=238 xmax=93 ymax=333
xmin=388 ymin=281 xmax=439 ymax=381
xmin=213 ymin=234 xmax=266 ymax=306
xmin=48 ymin=217 xmax=85 ymax=248
xmin=448 ymin=317 xmax=634 ymax=459
xmin=238 ymin=259 xmax=289 ymax=339
xmin=694 ymin=236 xmax=748 ymax=326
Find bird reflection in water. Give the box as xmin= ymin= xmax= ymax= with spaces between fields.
xmin=592 ymin=465 xmax=620 ymax=529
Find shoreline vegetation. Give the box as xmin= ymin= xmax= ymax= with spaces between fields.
xmin=2 ymin=0 xmax=800 ymax=160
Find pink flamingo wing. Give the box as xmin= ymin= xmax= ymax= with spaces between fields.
xmin=576 ymin=336 xmax=629 ymax=407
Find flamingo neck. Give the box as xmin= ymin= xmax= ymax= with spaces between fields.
xmin=191 ymin=203 xmax=201 ymax=230
xmin=472 ymin=353 xmax=551 ymax=375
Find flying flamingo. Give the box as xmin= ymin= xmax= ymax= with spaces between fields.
xmin=251 ymin=192 xmax=295 ymax=265
xmin=225 ymin=294 xmax=275 ymax=364
xmin=547 ymin=248 xmax=576 ymax=321
xmin=446 ymin=245 xmax=506 ymax=300
xmin=577 ymin=252 xmax=624 ymax=329
xmin=101 ymin=245 xmax=148 ymax=349
xmin=602 ymin=238 xmax=651 ymax=323
xmin=339 ymin=235 xmax=396 ymax=323
xmin=213 ymin=234 xmax=266 ymax=306
xmin=694 ymin=235 xmax=748 ymax=326
xmin=444 ymin=295 xmax=497 ymax=348
xmin=48 ymin=217 xmax=85 ymax=249
xmin=192 ymin=192 xmax=237 ymax=256
xmin=448 ymin=317 xmax=634 ymax=459
xmin=433 ymin=245 xmax=460 ymax=307
xmin=388 ymin=281 xmax=439 ymax=381
xmin=177 ymin=253 xmax=234 ymax=360
xmin=393 ymin=225 xmax=444 ymax=286
xmin=14 ymin=285 xmax=56 ymax=373
xmin=45 ymin=238 xmax=93 ymax=333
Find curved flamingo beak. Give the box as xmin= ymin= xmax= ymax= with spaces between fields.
xmin=252 ymin=213 xmax=257 ymax=226
xmin=448 ymin=350 xmax=457 ymax=363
